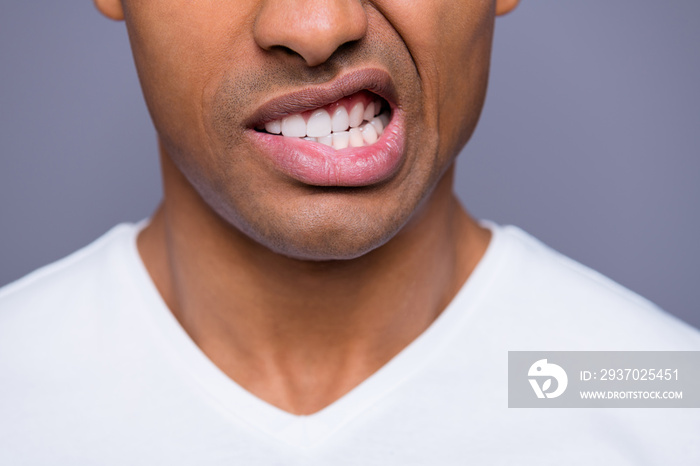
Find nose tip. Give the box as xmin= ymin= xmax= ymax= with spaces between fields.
xmin=254 ymin=0 xmax=368 ymax=67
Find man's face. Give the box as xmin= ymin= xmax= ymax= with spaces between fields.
xmin=114 ymin=0 xmax=502 ymax=260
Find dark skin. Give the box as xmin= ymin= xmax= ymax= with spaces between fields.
xmin=94 ymin=0 xmax=519 ymax=414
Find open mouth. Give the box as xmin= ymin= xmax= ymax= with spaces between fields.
xmin=255 ymin=91 xmax=392 ymax=150
xmin=245 ymin=69 xmax=404 ymax=187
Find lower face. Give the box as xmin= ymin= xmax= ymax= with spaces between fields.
xmin=123 ymin=1 xmax=496 ymax=260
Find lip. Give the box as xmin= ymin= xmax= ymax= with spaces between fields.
xmin=244 ymin=68 xmax=400 ymax=127
xmin=245 ymin=68 xmax=406 ymax=187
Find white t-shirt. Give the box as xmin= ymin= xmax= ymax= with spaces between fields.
xmin=1 ymin=222 xmax=698 ymax=465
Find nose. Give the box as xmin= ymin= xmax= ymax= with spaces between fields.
xmin=254 ymin=0 xmax=368 ymax=67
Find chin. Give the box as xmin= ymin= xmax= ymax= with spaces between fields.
xmin=235 ymin=207 xmax=405 ymax=262
xmin=272 ymin=235 xmax=388 ymax=262
xmin=270 ymin=221 xmax=399 ymax=262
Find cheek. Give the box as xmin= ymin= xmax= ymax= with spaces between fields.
xmin=379 ymin=1 xmax=495 ymax=160
xmin=440 ymin=8 xmax=495 ymax=157
xmin=123 ymin=1 xmax=256 ymax=161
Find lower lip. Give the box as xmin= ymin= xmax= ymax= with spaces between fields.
xmin=247 ymin=110 xmax=405 ymax=187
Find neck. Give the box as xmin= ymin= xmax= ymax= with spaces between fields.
xmin=138 ymin=150 xmax=490 ymax=414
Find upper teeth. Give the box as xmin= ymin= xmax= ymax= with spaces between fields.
xmin=263 ymin=99 xmax=390 ymax=150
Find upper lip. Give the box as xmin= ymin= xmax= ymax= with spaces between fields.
xmin=245 ymin=68 xmax=399 ymax=128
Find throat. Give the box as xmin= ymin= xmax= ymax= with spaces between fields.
xmin=137 ymin=170 xmax=488 ymax=416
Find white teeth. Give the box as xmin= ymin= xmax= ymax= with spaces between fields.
xmin=349 ymin=127 xmax=364 ymax=147
xmin=263 ymin=101 xmax=391 ymax=150
xmin=361 ymin=122 xmax=378 ymax=145
xmin=265 ymin=120 xmax=281 ymax=135
xmin=370 ymin=117 xmax=384 ymax=135
xmin=306 ymin=109 xmax=332 ymax=138
xmin=332 ymin=131 xmax=350 ymax=150
xmin=331 ymin=106 xmax=349 ymax=133
xmin=363 ymin=102 xmax=375 ymax=122
xmin=349 ymin=102 xmax=365 ymax=128
xmin=281 ymin=114 xmax=306 ymax=138
xmin=317 ymin=134 xmax=333 ymax=146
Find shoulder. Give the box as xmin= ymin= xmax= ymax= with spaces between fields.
xmin=0 ymin=223 xmax=139 ymax=309
xmin=0 ymin=223 xmax=143 ymax=357
xmin=477 ymin=223 xmax=700 ymax=350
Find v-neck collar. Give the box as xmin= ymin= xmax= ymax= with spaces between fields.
xmin=121 ymin=220 xmax=508 ymax=449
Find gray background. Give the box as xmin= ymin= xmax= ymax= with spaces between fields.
xmin=1 ymin=2 xmax=698 ymax=328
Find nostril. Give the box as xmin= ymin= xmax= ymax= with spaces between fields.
xmin=333 ymin=40 xmax=361 ymax=58
xmin=253 ymin=0 xmax=368 ymax=68
xmin=269 ymin=45 xmax=299 ymax=58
